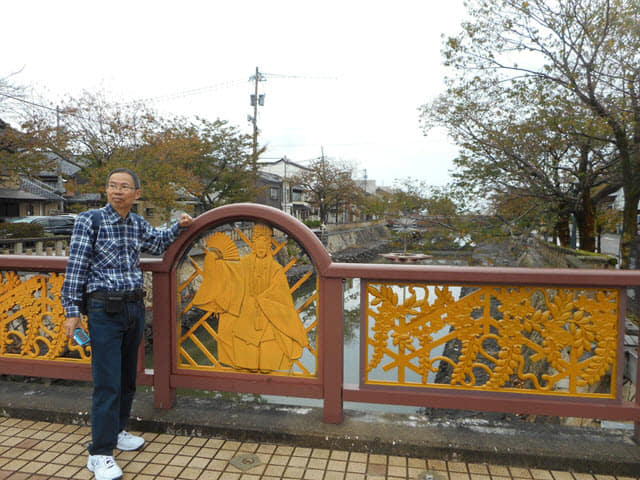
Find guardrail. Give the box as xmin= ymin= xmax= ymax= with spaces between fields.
xmin=0 ymin=204 xmax=638 ymax=443
xmin=0 ymin=236 xmax=70 ymax=255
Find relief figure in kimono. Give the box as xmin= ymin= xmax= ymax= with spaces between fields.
xmin=192 ymin=224 xmax=309 ymax=372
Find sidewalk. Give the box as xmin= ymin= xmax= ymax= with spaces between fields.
xmin=0 ymin=380 xmax=639 ymax=480
xmin=1 ymin=416 xmax=638 ymax=480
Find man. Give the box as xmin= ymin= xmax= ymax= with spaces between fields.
xmin=62 ymin=168 xmax=193 ymax=480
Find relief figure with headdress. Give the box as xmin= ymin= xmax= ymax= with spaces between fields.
xmin=192 ymin=224 xmax=309 ymax=372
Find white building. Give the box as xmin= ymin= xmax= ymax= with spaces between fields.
xmin=257 ymin=157 xmax=312 ymax=219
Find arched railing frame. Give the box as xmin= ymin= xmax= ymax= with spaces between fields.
xmin=145 ymin=204 xmax=340 ymax=419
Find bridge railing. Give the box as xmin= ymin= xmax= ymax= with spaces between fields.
xmin=0 ymin=236 xmax=70 ymax=256
xmin=0 ymin=204 xmax=638 ymax=442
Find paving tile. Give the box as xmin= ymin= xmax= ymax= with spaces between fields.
xmin=344 ymin=473 xmax=366 ymax=480
xmin=367 ymin=463 xmax=386 ymax=476
xmin=349 ymin=452 xmax=368 ymax=463
xmin=275 ymin=445 xmax=295 ymax=455
xmin=327 ymin=459 xmax=347 ymax=472
xmin=531 ymin=469 xmax=555 ymax=480
xmin=263 ymin=464 xmax=285 ymax=476
xmin=449 ymin=461 xmax=469 ymax=472
xmin=283 ymin=465 xmax=305 ymax=478
xmin=198 ymin=447 xmax=220 ymax=458
xmin=307 ymin=457 xmax=328 ymax=469
xmin=387 ymin=464 xmax=408 ymax=477
xmin=256 ymin=444 xmax=277 ymax=454
xmin=450 ymin=472 xmax=471 ymax=480
xmin=429 ymin=459 xmax=449 ymax=471
xmin=288 ymin=456 xmax=308 ymax=468
xmin=509 ymin=466 xmax=533 ymax=478
xmin=180 ymin=445 xmax=202 ymax=456
xmin=551 ymin=472 xmax=575 ymax=480
xmin=187 ymin=455 xmax=211 ymax=469
xmin=572 ymin=474 xmax=595 ymax=480
xmin=408 ymin=458 xmax=427 ymax=469
xmin=269 ymin=454 xmax=290 ymax=465
xmin=303 ymin=469 xmax=325 ymax=480
xmin=169 ymin=454 xmax=192 ymax=467
xmin=388 ymin=455 xmax=407 ymax=466
xmin=293 ymin=447 xmax=313 ymax=457
xmin=187 ymin=437 xmax=208 ymax=447
xmin=346 ymin=461 xmax=367 ymax=473
xmin=141 ymin=463 xmax=164 ymax=475
xmin=311 ymin=448 xmax=331 ymax=459
xmin=488 ymin=464 xmax=511 ymax=476
xmin=323 ymin=471 xmax=346 ymax=480
xmin=330 ymin=450 xmax=349 ymax=461
xmin=468 ymin=463 xmax=490 ymax=474
xmin=368 ymin=454 xmax=387 ymax=465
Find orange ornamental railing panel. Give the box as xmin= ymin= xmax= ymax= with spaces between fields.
xmin=364 ymin=282 xmax=619 ymax=398
xmin=0 ymin=270 xmax=91 ymax=362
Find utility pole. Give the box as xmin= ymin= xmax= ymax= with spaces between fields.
xmin=249 ymin=66 xmax=265 ymax=167
xmin=363 ymin=168 xmax=368 ymax=194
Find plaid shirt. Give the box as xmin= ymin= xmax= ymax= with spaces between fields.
xmin=62 ymin=203 xmax=184 ymax=318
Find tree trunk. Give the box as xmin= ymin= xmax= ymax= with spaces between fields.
xmin=576 ymin=190 xmax=596 ymax=252
xmin=620 ymin=188 xmax=639 ymax=269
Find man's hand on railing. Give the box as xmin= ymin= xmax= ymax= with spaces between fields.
xmin=179 ymin=213 xmax=193 ymax=228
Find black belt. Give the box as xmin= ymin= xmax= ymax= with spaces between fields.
xmin=89 ymin=289 xmax=146 ymax=302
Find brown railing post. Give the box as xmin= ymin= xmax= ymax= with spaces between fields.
xmin=636 ymin=332 xmax=640 ymax=444
xmin=152 ymin=270 xmax=176 ymax=408
xmin=320 ymin=276 xmax=344 ymax=423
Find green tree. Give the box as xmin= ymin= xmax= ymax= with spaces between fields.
xmin=18 ymin=92 xmax=257 ymax=218
xmin=435 ymin=0 xmax=639 ymax=265
xmin=387 ymin=178 xmax=430 ymax=215
xmin=290 ymin=156 xmax=361 ymax=224
xmin=0 ymin=74 xmax=56 ymax=180
xmin=176 ymin=117 xmax=258 ymax=212
xmin=424 ymin=78 xmax=619 ymax=249
xmin=0 ymin=119 xmax=56 ymax=180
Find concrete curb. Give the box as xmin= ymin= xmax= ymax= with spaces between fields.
xmin=0 ymin=380 xmax=639 ymax=476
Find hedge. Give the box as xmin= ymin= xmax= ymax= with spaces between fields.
xmin=0 ymin=223 xmax=45 ymax=238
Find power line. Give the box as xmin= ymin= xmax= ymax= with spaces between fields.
xmin=123 ymin=79 xmax=246 ymax=105
xmin=0 ymin=92 xmax=59 ymax=113
xmin=261 ymin=72 xmax=338 ymax=81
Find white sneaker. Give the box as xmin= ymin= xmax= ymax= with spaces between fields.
xmin=87 ymin=455 xmax=123 ymax=480
xmin=117 ymin=430 xmax=145 ymax=451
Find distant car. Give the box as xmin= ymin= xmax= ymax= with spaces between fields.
xmin=8 ymin=215 xmax=77 ymax=235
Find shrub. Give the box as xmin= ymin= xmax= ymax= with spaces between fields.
xmin=303 ymin=219 xmax=323 ymax=229
xmin=0 ymin=223 xmax=45 ymax=239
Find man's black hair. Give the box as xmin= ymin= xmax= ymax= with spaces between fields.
xmin=107 ymin=168 xmax=142 ymax=189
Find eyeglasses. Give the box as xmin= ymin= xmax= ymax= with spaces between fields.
xmin=107 ymin=183 xmax=137 ymax=192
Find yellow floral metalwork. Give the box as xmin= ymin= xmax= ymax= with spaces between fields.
xmin=177 ymin=224 xmax=317 ymax=377
xmin=0 ymin=271 xmax=90 ymax=361
xmin=366 ymin=283 xmax=619 ymax=397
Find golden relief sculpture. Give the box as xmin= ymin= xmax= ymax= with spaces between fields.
xmin=190 ymin=224 xmax=310 ymax=373
xmin=366 ymin=282 xmax=619 ymax=397
xmin=0 ymin=271 xmax=90 ymax=361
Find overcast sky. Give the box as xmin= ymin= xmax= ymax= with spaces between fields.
xmin=2 ymin=0 xmax=466 ymax=187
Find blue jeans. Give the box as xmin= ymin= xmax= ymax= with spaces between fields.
xmin=87 ymin=296 xmax=145 ymax=456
